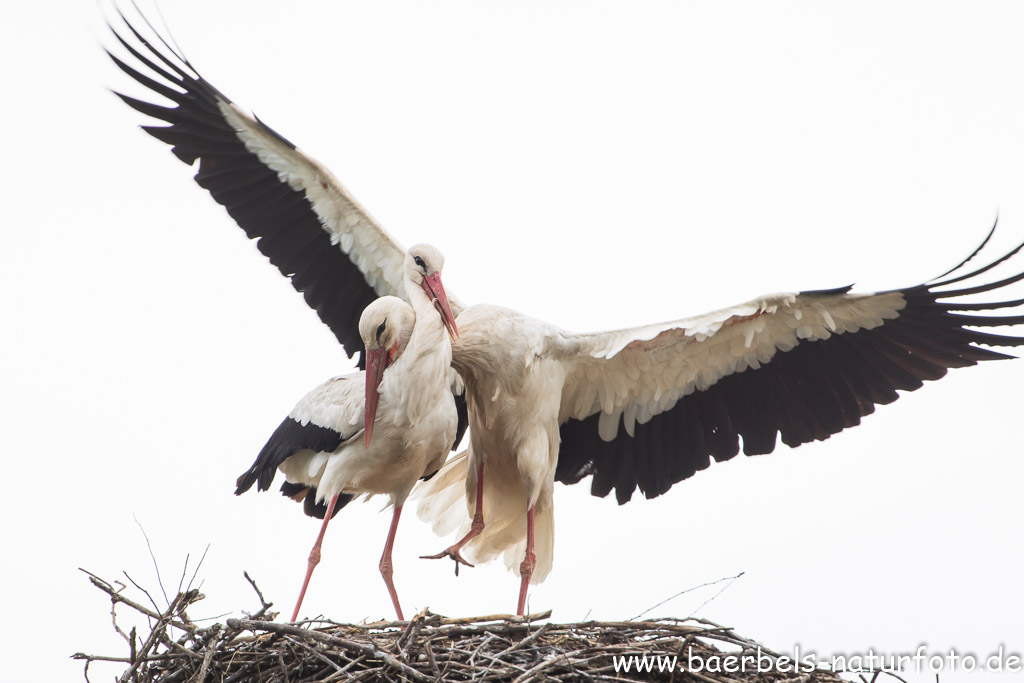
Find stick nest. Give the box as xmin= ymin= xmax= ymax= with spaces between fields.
xmin=75 ymin=569 xmax=848 ymax=683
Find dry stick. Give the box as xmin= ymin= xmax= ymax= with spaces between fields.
xmin=129 ymin=627 xmax=138 ymax=666
xmin=356 ymin=610 xmax=553 ymax=630
xmin=277 ymin=647 xmax=291 ymax=683
xmin=510 ymin=651 xmax=564 ymax=683
xmin=242 ymin=571 xmax=272 ymax=618
xmin=118 ymin=592 xmax=188 ymax=683
xmin=497 ymin=622 xmax=553 ymax=657
xmin=468 ymin=632 xmax=499 ymax=668
xmin=134 ymin=515 xmax=170 ymax=607
xmin=631 ymin=571 xmax=745 ymax=621
xmin=184 ymin=545 xmax=210 ymax=596
xmin=80 ymin=571 xmax=849 ymax=683
xmin=474 ymin=624 xmax=554 ymax=681
xmin=71 ymin=654 xmax=134 ymax=665
xmin=397 ymin=613 xmax=426 ymax=654
xmin=422 ymin=639 xmax=442 ymax=678
xmin=326 ymin=653 xmax=368 ymax=680
xmin=286 ymin=635 xmax=346 ymax=676
xmin=190 ymin=623 xmax=221 ymax=683
xmin=81 ymin=570 xmax=195 ymax=634
xmin=226 ymin=618 xmax=433 ymax=683
xmin=163 ymin=638 xmax=205 ymax=661
xmin=688 ymin=571 xmax=747 ymax=619
xmin=123 ymin=572 xmax=163 ymax=628
xmin=101 ymin=575 xmax=132 ymax=645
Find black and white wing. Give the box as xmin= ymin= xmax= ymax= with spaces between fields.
xmin=554 ymin=234 xmax=1024 ymax=504
xmin=235 ymin=375 xmax=364 ymax=517
xmin=106 ymin=10 xmax=412 ymax=363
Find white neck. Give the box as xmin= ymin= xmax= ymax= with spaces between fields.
xmin=378 ymin=279 xmax=453 ymax=427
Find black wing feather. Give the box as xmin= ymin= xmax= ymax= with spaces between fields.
xmin=107 ymin=14 xmax=377 ymax=364
xmin=279 ymin=482 xmax=354 ymax=520
xmin=556 ymin=238 xmax=1024 ymax=504
xmin=235 ymin=417 xmax=349 ymax=495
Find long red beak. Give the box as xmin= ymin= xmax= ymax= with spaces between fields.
xmin=364 ymin=345 xmax=393 ymax=448
xmin=420 ymin=272 xmax=459 ymax=340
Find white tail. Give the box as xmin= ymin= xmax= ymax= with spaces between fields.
xmin=414 ymin=451 xmax=554 ymax=583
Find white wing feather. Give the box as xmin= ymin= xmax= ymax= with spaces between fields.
xmin=289 ymin=375 xmax=365 ymax=435
xmin=218 ymin=101 xmax=408 ymax=299
xmin=555 ymin=290 xmax=907 ymax=440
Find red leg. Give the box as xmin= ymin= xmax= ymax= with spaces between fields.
xmin=421 ymin=460 xmax=485 ymax=570
xmin=516 ymin=504 xmax=536 ymax=616
xmin=380 ymin=504 xmax=405 ymax=621
xmin=291 ymin=493 xmax=342 ymax=622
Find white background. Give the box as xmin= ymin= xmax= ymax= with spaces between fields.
xmin=3 ymin=2 xmax=1023 ymax=681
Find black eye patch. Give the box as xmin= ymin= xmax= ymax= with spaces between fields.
xmin=376 ymin=319 xmax=387 ymax=342
xmin=414 ymin=255 xmax=426 ymax=270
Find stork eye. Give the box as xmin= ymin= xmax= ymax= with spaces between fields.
xmin=414 ymin=255 xmax=426 ymax=271
xmin=376 ymin=319 xmax=386 ymax=342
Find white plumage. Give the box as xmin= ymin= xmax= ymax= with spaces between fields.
xmin=110 ymin=11 xmax=1024 ymax=616
xmin=234 ymin=246 xmax=459 ymax=621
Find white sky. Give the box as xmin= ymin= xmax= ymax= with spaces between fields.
xmin=3 ymin=1 xmax=1024 ymax=681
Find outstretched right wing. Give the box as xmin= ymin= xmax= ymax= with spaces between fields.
xmin=106 ymin=9 xmax=410 ymax=364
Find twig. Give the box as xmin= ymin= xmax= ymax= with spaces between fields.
xmin=124 ymin=571 xmax=163 ymax=623
xmin=287 ymin=635 xmax=345 ymax=676
xmin=631 ymin=571 xmax=745 ymax=621
xmin=80 ymin=570 xmax=195 ymax=634
xmin=688 ymin=571 xmax=746 ymax=618
xmin=397 ymin=613 xmax=427 ymax=659
xmin=358 ymin=610 xmax=553 ymax=629
xmin=134 ymin=515 xmax=170 ymax=607
xmin=118 ymin=592 xmax=188 ymax=683
xmin=242 ymin=571 xmax=269 ymax=610
xmin=184 ymin=545 xmax=210 ymax=596
xmin=71 ymin=653 xmax=133 ymax=664
xmin=511 ymin=652 xmax=563 ymax=683
xmin=227 ymin=618 xmax=433 ymax=682
xmin=78 ymin=568 xmax=850 ymax=683
xmin=241 ymin=570 xmax=274 ymax=621
xmin=189 ymin=623 xmax=220 ymax=683
xmin=497 ymin=622 xmax=552 ymax=656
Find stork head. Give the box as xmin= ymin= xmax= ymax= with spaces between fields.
xmin=359 ymin=296 xmax=415 ymax=448
xmin=405 ymin=243 xmax=459 ymax=340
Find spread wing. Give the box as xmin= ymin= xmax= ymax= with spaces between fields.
xmin=106 ymin=10 xmax=412 ymax=365
xmin=554 ymin=232 xmax=1024 ymax=503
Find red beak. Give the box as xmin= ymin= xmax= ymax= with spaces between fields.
xmin=364 ymin=344 xmax=394 ymax=448
xmin=420 ymin=272 xmax=459 ymax=340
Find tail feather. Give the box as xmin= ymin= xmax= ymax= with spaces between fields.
xmin=414 ymin=451 xmax=474 ymax=537
xmin=414 ymin=451 xmax=554 ymax=584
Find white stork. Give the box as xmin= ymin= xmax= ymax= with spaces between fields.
xmin=107 ymin=11 xmax=1024 ymax=615
xmin=234 ymin=246 xmax=460 ymax=621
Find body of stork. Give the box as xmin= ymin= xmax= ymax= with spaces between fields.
xmin=236 ymin=247 xmax=459 ymax=622
xmin=424 ymin=304 xmax=568 ymax=614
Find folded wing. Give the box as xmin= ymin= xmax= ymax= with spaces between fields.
xmin=235 ymin=375 xmax=364 ymax=496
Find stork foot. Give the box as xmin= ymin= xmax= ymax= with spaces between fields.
xmin=420 ymin=546 xmax=475 ymax=576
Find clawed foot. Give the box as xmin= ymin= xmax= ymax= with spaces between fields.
xmin=421 ymin=547 xmax=475 ymax=576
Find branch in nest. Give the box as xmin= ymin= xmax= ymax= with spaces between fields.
xmin=76 ymin=570 xmax=852 ymax=683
